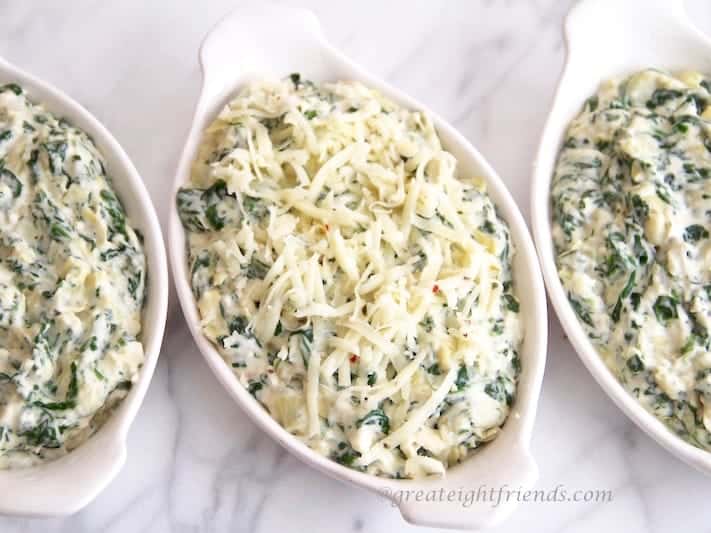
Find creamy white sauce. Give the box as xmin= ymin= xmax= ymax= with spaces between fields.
xmin=178 ymin=76 xmax=523 ymax=478
xmin=0 ymin=83 xmax=146 ymax=468
xmin=552 ymin=69 xmax=711 ymax=450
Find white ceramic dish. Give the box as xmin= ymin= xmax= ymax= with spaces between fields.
xmin=169 ymin=5 xmax=547 ymax=530
xmin=0 ymin=56 xmax=169 ymax=516
xmin=531 ymin=0 xmax=711 ymax=475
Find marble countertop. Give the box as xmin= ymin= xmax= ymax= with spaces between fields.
xmin=1 ymin=1 xmax=710 ymax=531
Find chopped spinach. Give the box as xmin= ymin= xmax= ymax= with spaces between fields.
xmin=684 ymin=224 xmax=709 ymax=243
xmin=568 ymin=295 xmax=594 ymax=327
xmin=357 ymin=408 xmax=390 ymax=434
xmin=484 ymin=376 xmax=514 ymax=407
xmin=333 ymin=442 xmax=361 ymax=466
xmin=626 ymin=354 xmax=644 ymax=373
xmin=244 ymin=256 xmax=270 ymax=280
xmin=0 ymin=83 xmax=22 ymax=95
xmin=455 ymin=366 xmax=469 ymax=390
xmin=502 ymin=293 xmax=520 ymax=313
xmin=653 ymin=295 xmax=678 ymax=324
xmin=646 ymin=89 xmax=683 ymax=109
xmin=0 ymin=168 xmax=22 ymax=201
xmin=611 ymin=271 xmax=636 ymax=323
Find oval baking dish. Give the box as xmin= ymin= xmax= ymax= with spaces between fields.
xmin=169 ymin=5 xmax=547 ymax=530
xmin=0 ymin=56 xmax=169 ymax=516
xmin=531 ymin=0 xmax=711 ymax=475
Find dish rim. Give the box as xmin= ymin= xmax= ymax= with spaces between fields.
xmin=0 ymin=55 xmax=169 ymax=516
xmin=530 ymin=0 xmax=711 ymax=476
xmin=168 ymin=5 xmax=548 ymax=529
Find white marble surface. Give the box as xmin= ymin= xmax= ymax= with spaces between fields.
xmin=1 ymin=1 xmax=711 ymax=531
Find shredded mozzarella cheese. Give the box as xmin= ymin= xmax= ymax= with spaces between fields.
xmin=178 ymin=75 xmax=523 ymax=478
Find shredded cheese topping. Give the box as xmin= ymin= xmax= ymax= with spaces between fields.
xmin=178 ymin=75 xmax=523 ymax=478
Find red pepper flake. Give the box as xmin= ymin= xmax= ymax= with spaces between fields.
xmin=324 ymin=223 xmax=330 ymax=232
xmin=432 ymin=284 xmax=440 ymax=294
xmin=349 ymin=353 xmax=359 ymax=363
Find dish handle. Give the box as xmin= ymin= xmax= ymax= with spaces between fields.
xmin=0 ymin=430 xmax=126 ymax=516
xmin=565 ymin=0 xmax=693 ymax=52
xmin=391 ymin=443 xmax=538 ymax=530
xmin=198 ymin=5 xmax=326 ymax=109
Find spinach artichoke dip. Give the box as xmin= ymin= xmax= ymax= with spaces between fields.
xmin=0 ymin=84 xmax=146 ymax=468
xmin=178 ymin=75 xmax=523 ymax=478
xmin=552 ymin=69 xmax=711 ymax=451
